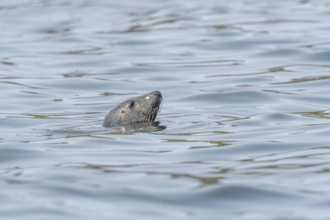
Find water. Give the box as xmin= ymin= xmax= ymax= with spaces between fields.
xmin=1 ymin=0 xmax=330 ymax=219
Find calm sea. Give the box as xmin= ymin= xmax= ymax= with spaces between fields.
xmin=1 ymin=0 xmax=330 ymax=219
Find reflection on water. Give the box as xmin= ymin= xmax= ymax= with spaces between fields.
xmin=1 ymin=0 xmax=330 ymax=219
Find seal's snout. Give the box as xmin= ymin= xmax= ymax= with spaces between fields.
xmin=152 ymin=91 xmax=162 ymax=99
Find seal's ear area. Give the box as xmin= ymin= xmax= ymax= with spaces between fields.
xmin=126 ymin=101 xmax=135 ymax=109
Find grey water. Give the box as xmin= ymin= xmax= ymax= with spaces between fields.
xmin=1 ymin=0 xmax=330 ymax=219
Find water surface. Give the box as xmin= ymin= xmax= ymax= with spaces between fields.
xmin=1 ymin=0 xmax=330 ymax=219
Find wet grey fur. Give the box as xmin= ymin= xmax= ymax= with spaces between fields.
xmin=103 ymin=91 xmax=163 ymax=128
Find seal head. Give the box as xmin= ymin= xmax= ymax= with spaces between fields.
xmin=103 ymin=91 xmax=163 ymax=128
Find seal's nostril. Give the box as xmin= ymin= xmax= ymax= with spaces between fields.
xmin=153 ymin=91 xmax=162 ymax=98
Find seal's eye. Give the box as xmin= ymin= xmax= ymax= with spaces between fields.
xmin=127 ymin=101 xmax=135 ymax=109
xmin=121 ymin=110 xmax=125 ymax=113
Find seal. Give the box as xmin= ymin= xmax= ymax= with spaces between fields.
xmin=103 ymin=91 xmax=164 ymax=130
